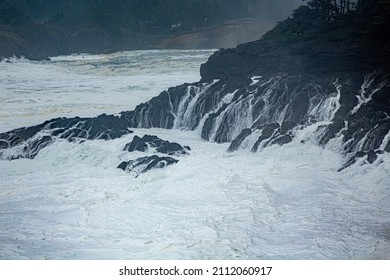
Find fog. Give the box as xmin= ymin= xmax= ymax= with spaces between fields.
xmin=0 ymin=1 xmax=304 ymax=58
xmin=2 ymin=0 xmax=303 ymax=26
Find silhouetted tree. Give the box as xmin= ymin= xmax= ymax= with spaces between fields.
xmin=303 ymin=0 xmax=356 ymax=21
xmin=357 ymin=0 xmax=377 ymax=13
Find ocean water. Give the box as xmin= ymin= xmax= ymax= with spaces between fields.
xmin=0 ymin=50 xmax=389 ymax=260
xmin=0 ymin=50 xmax=213 ymax=132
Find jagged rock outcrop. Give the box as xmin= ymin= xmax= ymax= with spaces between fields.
xmin=0 ymin=114 xmax=132 ymax=160
xmin=124 ymin=135 xmax=189 ymax=156
xmin=126 ymin=38 xmax=389 ymax=169
xmin=118 ymin=134 xmax=189 ymax=175
xmin=117 ymin=155 xmax=178 ymax=177
xmin=1 ymin=37 xmax=389 ymax=170
xmin=338 ymin=150 xmax=384 ymax=172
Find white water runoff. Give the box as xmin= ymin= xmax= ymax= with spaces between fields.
xmin=0 ymin=50 xmax=389 ymax=259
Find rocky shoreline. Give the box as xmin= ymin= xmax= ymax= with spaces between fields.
xmin=1 ymin=34 xmax=389 ymax=173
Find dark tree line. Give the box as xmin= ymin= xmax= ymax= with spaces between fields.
xmin=264 ymin=0 xmax=389 ymax=63
xmin=356 ymin=0 xmax=378 ymax=13
xmin=303 ymin=0 xmax=382 ymax=21
xmin=304 ymin=0 xmax=352 ymax=21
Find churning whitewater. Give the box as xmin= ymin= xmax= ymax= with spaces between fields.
xmin=0 ymin=50 xmax=389 ymax=259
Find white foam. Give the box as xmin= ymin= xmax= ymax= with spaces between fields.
xmin=351 ymin=73 xmax=388 ymax=115
xmin=0 ymin=51 xmax=389 ymax=260
xmin=0 ymin=50 xmax=214 ymax=132
xmin=0 ymin=127 xmax=389 ymax=259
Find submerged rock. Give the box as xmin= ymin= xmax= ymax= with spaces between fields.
xmin=124 ymin=135 xmax=148 ymax=152
xmin=125 ymin=38 xmax=389 ymax=170
xmin=228 ymin=128 xmax=252 ymax=152
xmin=0 ymin=114 xmax=132 ymax=159
xmin=1 ymin=35 xmax=389 ymax=171
xmin=338 ymin=150 xmax=384 ymax=171
xmin=119 ymin=134 xmax=189 ymax=175
xmin=251 ymin=123 xmax=280 ymax=152
xmin=124 ymin=135 xmax=189 ymax=156
xmin=118 ymin=155 xmax=178 ymax=177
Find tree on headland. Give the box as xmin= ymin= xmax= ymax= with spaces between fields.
xmin=263 ymin=0 xmax=389 ymax=65
xmin=301 ymin=0 xmax=356 ymax=21
xmin=357 ymin=0 xmax=377 ymax=13
xmin=302 ymin=0 xmax=385 ymax=19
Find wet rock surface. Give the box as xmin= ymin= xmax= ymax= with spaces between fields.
xmin=0 ymin=114 xmax=132 ymax=160
xmin=124 ymin=135 xmax=189 ymax=156
xmin=119 ymin=134 xmax=189 ymax=175
xmin=118 ymin=155 xmax=179 ymax=177
xmin=1 ymin=37 xmax=389 ymax=171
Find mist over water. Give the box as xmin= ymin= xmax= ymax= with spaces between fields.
xmin=0 ymin=51 xmax=389 ymax=260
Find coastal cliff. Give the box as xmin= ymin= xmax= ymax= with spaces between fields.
xmin=1 ymin=2 xmax=389 ymax=172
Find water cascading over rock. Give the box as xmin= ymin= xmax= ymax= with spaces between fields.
xmin=126 ymin=38 xmax=389 ymax=170
xmin=1 ymin=39 xmax=389 ymax=171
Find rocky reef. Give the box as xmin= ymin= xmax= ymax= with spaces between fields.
xmin=118 ymin=134 xmax=189 ymax=176
xmin=127 ymin=37 xmax=389 ymax=170
xmin=1 ymin=34 xmax=389 ymax=171
xmin=0 ymin=114 xmax=132 ymax=160
xmin=118 ymin=155 xmax=179 ymax=177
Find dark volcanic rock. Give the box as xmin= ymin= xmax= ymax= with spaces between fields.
xmin=1 ymin=34 xmax=389 ymax=171
xmin=157 ymin=142 xmax=187 ymax=155
xmin=19 ymin=135 xmax=53 ymax=159
xmin=268 ymin=134 xmax=293 ymax=146
xmin=200 ymin=39 xmax=364 ymax=83
xmin=117 ymin=155 xmax=178 ymax=177
xmin=130 ymin=85 xmax=189 ymax=129
xmin=317 ymin=121 xmax=346 ymax=146
xmin=124 ymin=136 xmax=148 ymax=152
xmin=124 ymin=135 xmax=189 ymax=156
xmin=0 ymin=135 xmax=54 ymax=160
xmin=126 ymin=37 xmax=389 ymax=170
xmin=252 ymin=123 xmax=280 ymax=152
xmin=228 ymin=128 xmax=252 ymax=152
xmin=120 ymin=134 xmax=188 ymax=175
xmin=338 ymin=150 xmax=384 ymax=171
xmin=0 ymin=114 xmax=132 ymax=159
